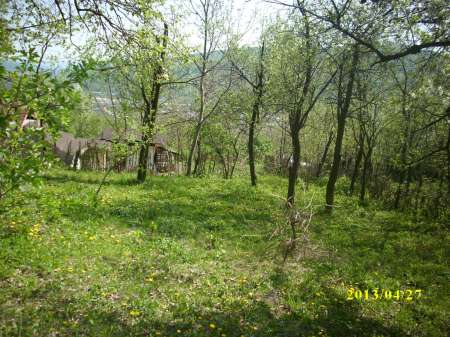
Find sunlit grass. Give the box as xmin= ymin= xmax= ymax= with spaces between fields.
xmin=0 ymin=169 xmax=448 ymax=336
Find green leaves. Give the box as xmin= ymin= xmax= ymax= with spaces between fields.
xmin=0 ymin=52 xmax=83 ymax=200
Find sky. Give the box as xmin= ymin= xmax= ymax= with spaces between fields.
xmin=47 ymin=0 xmax=287 ymax=64
xmin=178 ymin=0 xmax=285 ymax=47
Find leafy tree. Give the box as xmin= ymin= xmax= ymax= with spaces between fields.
xmin=185 ymin=0 xmax=232 ymax=176
xmin=267 ymin=14 xmax=335 ymax=205
xmin=227 ymin=40 xmax=266 ymax=186
xmin=0 ymin=52 xmax=84 ymax=200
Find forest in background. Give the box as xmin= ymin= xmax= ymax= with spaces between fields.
xmin=1 ymin=0 xmax=449 ymax=336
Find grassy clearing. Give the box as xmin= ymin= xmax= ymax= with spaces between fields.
xmin=0 ymin=169 xmax=448 ymax=336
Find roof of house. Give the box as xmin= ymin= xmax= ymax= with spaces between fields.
xmin=55 ymin=132 xmax=110 ymax=155
xmin=54 ymin=128 xmax=179 ymax=158
xmin=99 ymin=128 xmax=114 ymax=141
xmin=99 ymin=127 xmax=169 ymax=148
xmin=54 ymin=132 xmax=89 ymax=155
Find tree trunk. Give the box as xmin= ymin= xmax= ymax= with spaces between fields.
xmin=247 ymin=42 xmax=265 ymax=187
xmin=325 ymin=111 xmax=346 ymax=211
xmin=279 ymin=123 xmax=286 ymax=175
xmin=187 ymin=122 xmax=202 ymax=176
xmin=349 ymin=136 xmax=364 ymax=195
xmin=316 ymin=131 xmax=333 ymax=177
xmin=248 ymin=106 xmax=257 ymax=186
xmin=325 ymin=47 xmax=359 ymax=213
xmin=137 ymin=23 xmax=168 ymax=183
xmin=193 ymin=136 xmax=201 ymax=176
xmin=287 ymin=129 xmax=300 ymax=205
xmin=137 ymin=141 xmax=149 ymax=182
xmin=137 ymin=85 xmax=151 ymax=183
xmin=187 ymin=13 xmax=209 ymax=177
xmin=359 ymin=146 xmax=372 ymax=203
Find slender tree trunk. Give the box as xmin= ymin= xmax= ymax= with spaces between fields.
xmin=349 ymin=136 xmax=364 ymax=195
xmin=137 ymin=86 xmax=151 ymax=182
xmin=279 ymin=124 xmax=286 ymax=175
xmin=359 ymin=147 xmax=372 ymax=203
xmin=325 ymin=47 xmax=359 ymax=213
xmin=194 ymin=138 xmax=203 ymax=176
xmin=287 ymin=129 xmax=301 ymax=205
xmin=316 ymin=131 xmax=333 ymax=177
xmin=325 ymin=112 xmax=346 ymax=210
xmin=187 ymin=121 xmax=202 ymax=176
xmin=187 ymin=12 xmax=209 ymax=176
xmin=394 ymin=65 xmax=413 ymax=208
xmin=248 ymin=106 xmax=257 ymax=186
xmin=247 ymin=42 xmax=265 ymax=187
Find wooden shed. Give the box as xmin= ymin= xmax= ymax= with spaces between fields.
xmin=53 ymin=128 xmax=182 ymax=174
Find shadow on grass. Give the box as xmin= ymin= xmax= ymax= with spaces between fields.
xmin=3 ymin=284 xmax=407 ymax=337
xmin=43 ymin=171 xmax=141 ymax=187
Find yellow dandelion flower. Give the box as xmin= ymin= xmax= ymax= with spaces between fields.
xmin=209 ymin=323 xmax=216 ymax=329
xmin=129 ymin=309 xmax=141 ymax=317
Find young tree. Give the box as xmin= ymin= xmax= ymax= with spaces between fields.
xmin=268 ymin=13 xmax=335 ymax=205
xmin=325 ymin=45 xmax=360 ymax=212
xmin=228 ymin=41 xmax=266 ymax=186
xmin=185 ymin=0 xmax=231 ymax=176
xmin=136 ymin=23 xmax=169 ymax=183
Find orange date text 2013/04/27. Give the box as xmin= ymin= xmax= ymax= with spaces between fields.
xmin=346 ymin=288 xmax=422 ymax=301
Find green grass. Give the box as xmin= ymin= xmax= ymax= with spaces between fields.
xmin=0 ymin=169 xmax=448 ymax=337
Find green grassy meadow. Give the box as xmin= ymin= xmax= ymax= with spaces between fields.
xmin=0 ymin=169 xmax=448 ymax=336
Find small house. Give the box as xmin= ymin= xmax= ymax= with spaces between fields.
xmin=53 ymin=128 xmax=183 ymax=174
